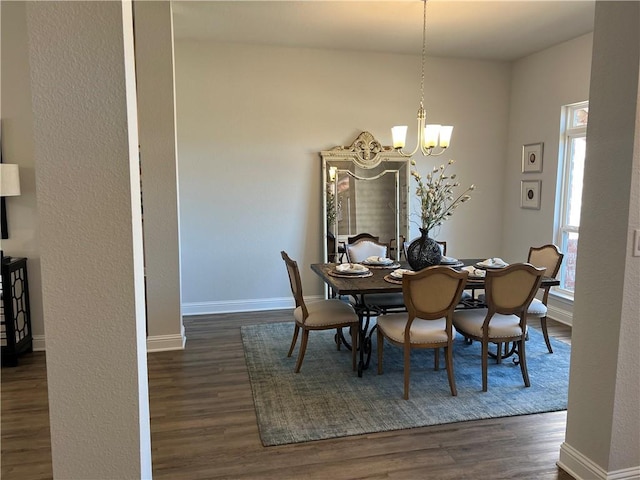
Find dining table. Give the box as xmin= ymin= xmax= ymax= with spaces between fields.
xmin=310 ymin=259 xmax=560 ymax=377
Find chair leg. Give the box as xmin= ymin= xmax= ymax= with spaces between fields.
xmin=481 ymin=340 xmax=489 ymax=392
xmin=496 ymin=342 xmax=502 ymax=364
xmin=287 ymin=324 xmax=300 ymax=357
xmin=377 ymin=327 xmax=384 ymax=375
xmin=540 ymin=316 xmax=553 ymax=353
xmin=294 ymin=329 xmax=309 ymax=373
xmin=445 ymin=345 xmax=457 ymax=396
xmin=434 ymin=347 xmax=440 ymax=371
xmin=518 ymin=338 xmax=530 ymax=387
xmin=336 ymin=327 xmax=342 ymax=351
xmin=403 ymin=346 xmax=411 ymax=400
xmin=351 ymin=324 xmax=358 ymax=372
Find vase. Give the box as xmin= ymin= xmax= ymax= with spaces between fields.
xmin=406 ymin=228 xmax=442 ymax=271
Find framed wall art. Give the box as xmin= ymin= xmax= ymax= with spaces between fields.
xmin=522 ymin=142 xmax=543 ymax=173
xmin=521 ymin=180 xmax=541 ymax=210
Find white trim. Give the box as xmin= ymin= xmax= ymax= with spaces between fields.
xmin=146 ymin=333 xmax=186 ymax=353
xmin=547 ymin=304 xmax=573 ymax=327
xmin=182 ymin=296 xmax=309 ymax=316
xmin=32 ymin=333 xmax=188 ymax=353
xmin=558 ymin=442 xmax=640 ymax=480
xmin=33 ymin=335 xmax=46 ymax=351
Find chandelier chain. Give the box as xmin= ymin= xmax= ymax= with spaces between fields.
xmin=391 ymin=0 xmax=452 ymax=157
xmin=420 ymin=0 xmax=427 ymax=108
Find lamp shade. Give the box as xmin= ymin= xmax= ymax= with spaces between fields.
xmin=0 ymin=164 xmax=21 ymax=197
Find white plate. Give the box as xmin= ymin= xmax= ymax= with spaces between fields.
xmin=363 ymin=256 xmax=394 ymax=266
xmin=390 ymin=268 xmax=412 ymax=279
xmin=335 ymin=263 xmax=370 ymax=274
xmin=475 ymin=258 xmax=509 ymax=269
xmin=440 ymin=256 xmax=460 ymax=265
xmin=462 ymin=266 xmax=486 ymax=278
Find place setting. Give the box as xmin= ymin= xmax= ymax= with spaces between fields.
xmin=360 ymin=255 xmax=401 ymax=269
xmin=384 ymin=268 xmax=414 ymax=284
xmin=328 ymin=262 xmax=373 ymax=278
xmin=439 ymin=255 xmax=465 ymax=268
xmin=474 ymin=257 xmax=509 ymax=269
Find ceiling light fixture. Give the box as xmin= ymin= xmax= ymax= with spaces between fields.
xmin=392 ymin=0 xmax=453 ymax=157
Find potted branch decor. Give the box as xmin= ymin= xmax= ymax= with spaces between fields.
xmin=406 ymin=159 xmax=475 ymax=271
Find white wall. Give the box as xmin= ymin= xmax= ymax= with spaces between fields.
xmin=504 ymin=33 xmax=594 ymax=324
xmin=174 ymin=41 xmax=511 ymax=314
xmin=133 ymin=1 xmax=185 ymax=351
xmin=559 ymin=2 xmax=640 ymax=476
xmin=25 ymin=1 xmax=152 ymax=477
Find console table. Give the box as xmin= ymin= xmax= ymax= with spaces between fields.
xmin=1 ymin=257 xmax=32 ymax=367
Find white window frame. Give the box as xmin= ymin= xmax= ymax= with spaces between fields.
xmin=554 ymin=101 xmax=588 ymax=299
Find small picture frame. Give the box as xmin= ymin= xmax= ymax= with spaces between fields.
xmin=521 ymin=180 xmax=541 ymax=210
xmin=522 ymin=142 xmax=543 ymax=173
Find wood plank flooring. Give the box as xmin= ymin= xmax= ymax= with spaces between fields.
xmin=1 ymin=311 xmax=574 ymax=479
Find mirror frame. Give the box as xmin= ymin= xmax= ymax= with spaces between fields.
xmin=321 ymin=131 xmax=410 ymax=262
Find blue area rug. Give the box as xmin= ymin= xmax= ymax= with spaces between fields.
xmin=241 ymin=321 xmax=570 ymax=446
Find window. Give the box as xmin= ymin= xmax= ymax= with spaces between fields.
xmin=555 ymin=101 xmax=588 ymax=297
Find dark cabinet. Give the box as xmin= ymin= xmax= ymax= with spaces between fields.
xmin=1 ymin=257 xmax=32 ymax=367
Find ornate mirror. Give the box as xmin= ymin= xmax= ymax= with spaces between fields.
xmin=321 ymin=131 xmax=410 ymax=262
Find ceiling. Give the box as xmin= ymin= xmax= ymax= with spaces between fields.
xmin=171 ymin=0 xmax=596 ymax=62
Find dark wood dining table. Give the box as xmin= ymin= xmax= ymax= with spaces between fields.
xmin=310 ymin=259 xmax=560 ymax=376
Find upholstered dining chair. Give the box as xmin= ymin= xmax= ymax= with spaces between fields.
xmin=345 ymin=238 xmax=388 ymax=263
xmin=347 ymin=232 xmax=379 ymax=244
xmin=452 ymin=263 xmax=545 ymax=392
xmin=526 ymin=244 xmax=564 ymax=353
xmin=344 ymin=239 xmax=405 ymax=315
xmin=377 ymin=266 xmax=469 ymax=399
xmin=281 ymin=251 xmax=359 ymax=373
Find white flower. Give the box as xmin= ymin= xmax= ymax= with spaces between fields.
xmin=411 ymin=159 xmax=474 ymax=233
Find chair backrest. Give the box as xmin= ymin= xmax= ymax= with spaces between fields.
xmin=402 ymin=266 xmax=469 ymax=321
xmin=347 ymin=233 xmax=379 ymax=244
xmin=326 ymin=233 xmax=337 ymax=263
xmin=346 ymin=239 xmax=388 ymax=263
xmin=527 ymin=244 xmax=564 ymax=279
xmin=280 ymin=251 xmax=308 ymax=319
xmin=484 ymin=263 xmax=545 ymax=316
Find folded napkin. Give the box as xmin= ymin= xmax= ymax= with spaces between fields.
xmin=440 ymin=256 xmax=459 ymax=264
xmin=365 ymin=256 xmax=393 ymax=265
xmin=478 ymin=257 xmax=508 ymax=268
xmin=390 ymin=268 xmax=412 ymax=279
xmin=336 ymin=263 xmax=369 ymax=273
xmin=462 ymin=266 xmax=486 ymax=277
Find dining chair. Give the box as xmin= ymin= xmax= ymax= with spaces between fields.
xmin=452 ymin=263 xmax=545 ymax=392
xmin=526 ymin=244 xmax=564 ymax=353
xmin=345 ymin=238 xmax=388 ymax=263
xmin=388 ymin=235 xmax=406 ymax=261
xmin=347 ymin=232 xmax=379 ymax=244
xmin=281 ymin=251 xmax=359 ymax=373
xmin=377 ymin=266 xmax=469 ymax=399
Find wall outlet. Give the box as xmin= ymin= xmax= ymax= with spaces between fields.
xmin=634 ymin=229 xmax=640 ymax=257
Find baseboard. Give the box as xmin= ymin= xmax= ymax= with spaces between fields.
xmin=33 ymin=335 xmax=46 ymax=351
xmin=548 ymin=295 xmax=573 ymax=326
xmin=558 ymin=442 xmax=640 ymax=480
xmin=32 ymin=333 xmax=187 ymax=353
xmin=146 ymin=333 xmax=186 ymax=352
xmin=182 ymin=296 xmax=319 ymax=316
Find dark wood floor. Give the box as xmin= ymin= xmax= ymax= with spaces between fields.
xmin=2 ymin=311 xmax=574 ymax=480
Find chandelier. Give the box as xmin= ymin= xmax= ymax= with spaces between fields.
xmin=392 ymin=0 xmax=453 ymax=157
